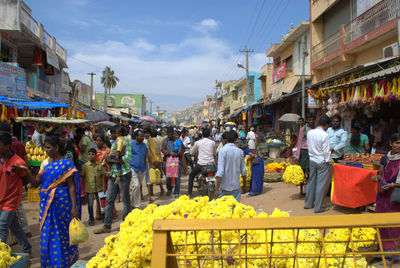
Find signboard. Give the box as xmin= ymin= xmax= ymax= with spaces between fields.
xmin=307 ymin=92 xmax=321 ymax=108
xmin=273 ymin=62 xmax=286 ymax=83
xmin=76 ymin=81 xmax=91 ymax=106
xmin=356 ymin=0 xmax=382 ymax=16
xmin=46 ymin=47 xmax=59 ymax=70
xmin=0 ymin=62 xmax=27 ymax=98
xmin=95 ymin=93 xmax=143 ymax=109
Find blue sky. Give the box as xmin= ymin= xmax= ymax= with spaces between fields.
xmin=25 ymin=0 xmax=309 ymax=112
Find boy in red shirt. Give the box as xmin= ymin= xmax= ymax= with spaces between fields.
xmin=0 ymin=132 xmax=32 ymax=254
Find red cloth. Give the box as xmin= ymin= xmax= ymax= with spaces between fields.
xmin=332 ymin=164 xmax=378 ymax=208
xmin=0 ymin=153 xmax=26 ymax=211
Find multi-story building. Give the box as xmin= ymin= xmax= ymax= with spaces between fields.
xmin=266 ymin=21 xmax=311 ymax=130
xmin=0 ymin=0 xmax=69 ymax=102
xmin=267 ymin=21 xmax=311 ymax=100
xmin=310 ymin=0 xmax=399 ymax=82
xmin=258 ymin=63 xmax=274 ymax=101
xmin=308 ymin=0 xmax=400 ymax=122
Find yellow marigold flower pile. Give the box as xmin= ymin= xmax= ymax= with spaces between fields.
xmin=87 ymin=196 xmax=376 ymax=268
xmin=240 ymin=157 xmax=251 ymax=186
xmin=0 ymin=241 xmax=20 ymax=267
xmin=321 ymin=227 xmax=376 ymax=267
xmin=266 ymin=162 xmax=290 ymax=173
xmin=283 ymin=164 xmax=305 ymax=184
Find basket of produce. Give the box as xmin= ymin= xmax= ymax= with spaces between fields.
xmin=265 ymin=162 xmax=290 ymax=173
xmin=9 ymin=253 xmax=30 ymax=268
xmin=264 ymin=171 xmax=282 ymax=182
xmin=0 ymin=241 xmax=30 ymax=268
xmin=25 ymin=141 xmax=48 ymax=162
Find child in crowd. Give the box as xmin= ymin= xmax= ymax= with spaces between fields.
xmin=110 ymin=126 xmax=126 ymax=184
xmin=81 ymin=148 xmax=106 ymax=225
xmin=174 ymin=130 xmax=183 ymax=153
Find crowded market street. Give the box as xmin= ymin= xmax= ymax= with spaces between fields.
xmin=1 ymin=0 xmax=400 ymax=267
xmin=19 ymin=175 xmax=363 ymax=267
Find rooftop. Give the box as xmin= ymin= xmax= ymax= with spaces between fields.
xmin=266 ymin=21 xmax=310 ymax=57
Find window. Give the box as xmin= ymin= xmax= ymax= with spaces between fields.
xmin=284 ymin=56 xmax=293 ymax=73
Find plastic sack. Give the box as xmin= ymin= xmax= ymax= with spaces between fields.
xmin=98 ymin=191 xmax=107 ymax=215
xmin=166 ymin=157 xmax=179 ymax=178
xmin=149 ymin=168 xmax=161 ymax=184
xmin=69 ymin=218 xmax=89 ymax=245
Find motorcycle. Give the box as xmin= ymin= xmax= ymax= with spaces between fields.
xmin=196 ymin=165 xmax=217 ymax=200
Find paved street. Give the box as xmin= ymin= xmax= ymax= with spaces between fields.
xmin=13 ymin=174 xmax=370 ymax=267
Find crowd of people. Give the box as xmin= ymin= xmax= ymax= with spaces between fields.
xmin=1 ymin=114 xmax=400 ymax=266
xmin=0 ymin=121 xmax=267 ymax=266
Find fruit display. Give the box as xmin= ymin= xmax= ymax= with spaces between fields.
xmin=87 ymin=196 xmax=375 ymax=268
xmin=0 ymin=241 xmax=20 ymax=267
xmin=283 ymin=164 xmax=304 ymax=185
xmin=343 ymin=153 xmax=384 ymax=164
xmin=265 ymin=162 xmax=290 ymax=173
xmin=25 ymin=141 xmax=48 ymax=162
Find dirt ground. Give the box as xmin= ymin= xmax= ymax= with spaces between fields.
xmin=11 ymin=174 xmax=399 ymax=267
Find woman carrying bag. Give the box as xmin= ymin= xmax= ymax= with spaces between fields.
xmin=35 ymin=136 xmax=81 ymax=267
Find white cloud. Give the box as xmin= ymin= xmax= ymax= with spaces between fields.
xmin=64 ymin=35 xmax=268 ymax=111
xmin=193 ymin=19 xmax=219 ymax=33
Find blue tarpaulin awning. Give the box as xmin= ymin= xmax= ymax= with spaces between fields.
xmin=0 ymin=96 xmax=68 ymax=109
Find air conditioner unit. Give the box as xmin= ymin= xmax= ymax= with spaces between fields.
xmin=383 ymin=43 xmax=399 ymax=58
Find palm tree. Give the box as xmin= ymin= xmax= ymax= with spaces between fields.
xmin=100 ymin=66 xmax=119 ymax=112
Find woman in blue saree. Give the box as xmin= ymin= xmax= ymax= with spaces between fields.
xmin=36 ymin=136 xmax=81 ymax=267
xmin=244 ymin=149 xmax=265 ymax=196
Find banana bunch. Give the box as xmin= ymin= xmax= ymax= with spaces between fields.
xmin=26 ymin=141 xmax=48 ymax=162
xmin=0 ymin=241 xmax=20 ymax=267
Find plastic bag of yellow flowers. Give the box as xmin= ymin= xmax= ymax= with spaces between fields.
xmin=87 ymin=196 xmax=376 ymax=268
xmin=283 ymin=164 xmax=304 ymax=185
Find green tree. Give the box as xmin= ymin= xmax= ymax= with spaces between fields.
xmin=100 ymin=66 xmax=119 ymax=111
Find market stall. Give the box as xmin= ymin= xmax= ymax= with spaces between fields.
xmin=331 ymin=154 xmax=381 ymax=208
xmin=332 ymin=164 xmax=378 ymax=208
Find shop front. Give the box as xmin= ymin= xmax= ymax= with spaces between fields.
xmin=308 ymin=58 xmax=400 ymax=208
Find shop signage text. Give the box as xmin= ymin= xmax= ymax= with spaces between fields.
xmin=0 ymin=62 xmax=27 ymax=98
xmin=273 ymin=62 xmax=286 ymax=83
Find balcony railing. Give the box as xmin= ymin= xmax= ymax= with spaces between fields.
xmin=20 ymin=8 xmax=40 ymax=39
xmin=19 ymin=6 xmax=67 ymax=63
xmin=312 ymin=30 xmax=340 ymax=63
xmin=344 ymin=0 xmax=400 ymax=45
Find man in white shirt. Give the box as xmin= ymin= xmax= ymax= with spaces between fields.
xmin=305 ymin=117 xmax=332 ymax=213
xmin=188 ymin=128 xmax=217 ymax=196
xmin=246 ymin=127 xmax=256 ymax=150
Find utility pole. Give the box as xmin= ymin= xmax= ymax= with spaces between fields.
xmin=157 ymin=105 xmax=160 ymax=120
xmin=87 ymin=72 xmax=96 ymax=110
xmin=149 ymin=100 xmax=153 ymax=114
xmin=301 ymin=36 xmax=308 ymax=119
xmin=104 ymin=68 xmax=108 ymax=113
xmin=239 ymin=47 xmax=254 ymax=108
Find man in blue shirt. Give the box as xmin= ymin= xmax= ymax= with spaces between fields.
xmin=326 ymin=115 xmax=347 ymax=163
xmin=130 ymin=130 xmax=149 ymax=208
xmin=215 ymin=130 xmax=246 ymax=202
